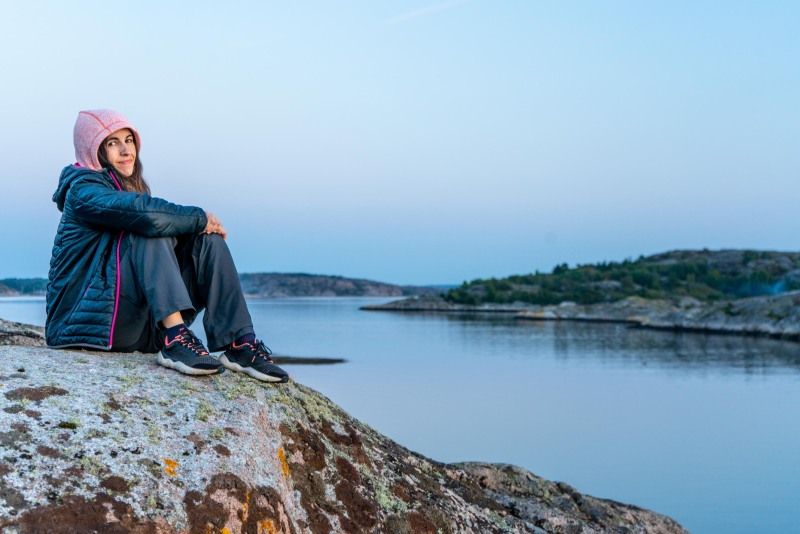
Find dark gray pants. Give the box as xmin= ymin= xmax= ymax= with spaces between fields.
xmin=111 ymin=232 xmax=254 ymax=353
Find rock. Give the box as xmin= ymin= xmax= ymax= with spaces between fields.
xmin=0 ymin=320 xmax=45 ymax=347
xmin=525 ymin=310 xmax=558 ymax=320
xmin=0 ymin=332 xmax=687 ymax=533
xmin=377 ymin=292 xmax=800 ymax=342
xmin=515 ymin=292 xmax=800 ymax=340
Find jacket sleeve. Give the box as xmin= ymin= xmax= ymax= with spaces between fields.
xmin=66 ymin=178 xmax=208 ymax=237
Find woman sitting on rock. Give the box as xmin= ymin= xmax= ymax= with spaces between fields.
xmin=45 ymin=109 xmax=288 ymax=383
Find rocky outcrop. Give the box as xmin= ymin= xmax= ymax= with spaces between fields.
xmin=0 ymin=336 xmax=687 ymax=533
xmin=517 ymin=292 xmax=800 ymax=340
xmin=366 ymin=292 xmax=800 ymax=341
xmin=0 ymin=320 xmax=45 ymax=347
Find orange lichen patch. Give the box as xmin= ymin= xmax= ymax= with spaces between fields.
xmin=259 ymin=519 xmax=278 ymax=534
xmin=163 ymin=458 xmax=179 ymax=476
xmin=221 ymin=528 xmax=232 ymax=534
xmin=277 ymin=448 xmax=290 ymax=478
xmin=241 ymin=491 xmax=250 ymax=522
xmin=184 ymin=474 xmax=291 ymax=534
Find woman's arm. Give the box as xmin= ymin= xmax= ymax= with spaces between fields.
xmin=66 ymin=179 xmax=208 ymax=237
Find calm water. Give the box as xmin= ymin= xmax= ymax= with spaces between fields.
xmin=3 ymin=296 xmax=800 ymax=534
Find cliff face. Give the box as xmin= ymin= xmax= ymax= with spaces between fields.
xmin=0 ymin=322 xmax=686 ymax=533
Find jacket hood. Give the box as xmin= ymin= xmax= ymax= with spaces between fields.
xmin=52 ymin=165 xmax=116 ymax=212
xmin=73 ymin=109 xmax=141 ymax=171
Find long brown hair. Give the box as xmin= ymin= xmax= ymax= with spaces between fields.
xmin=97 ymin=139 xmax=151 ymax=195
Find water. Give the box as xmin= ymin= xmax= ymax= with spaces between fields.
xmin=2 ymin=296 xmax=799 ymax=534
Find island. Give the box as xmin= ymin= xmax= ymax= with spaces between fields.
xmin=363 ymin=249 xmax=800 ymax=340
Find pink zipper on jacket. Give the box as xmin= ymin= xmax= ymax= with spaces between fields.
xmin=108 ymin=170 xmax=124 ymax=349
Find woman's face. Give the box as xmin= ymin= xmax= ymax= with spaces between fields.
xmin=103 ymin=128 xmax=137 ymax=177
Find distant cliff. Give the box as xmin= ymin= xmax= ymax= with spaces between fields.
xmin=0 ymin=275 xmax=442 ymax=299
xmin=239 ymin=273 xmax=441 ymax=298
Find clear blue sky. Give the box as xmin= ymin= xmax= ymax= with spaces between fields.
xmin=1 ymin=1 xmax=797 ymax=285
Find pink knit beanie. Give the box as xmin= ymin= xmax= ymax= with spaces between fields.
xmin=73 ymin=109 xmax=142 ymax=171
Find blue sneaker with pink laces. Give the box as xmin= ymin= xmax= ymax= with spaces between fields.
xmin=157 ymin=325 xmax=224 ymax=376
xmin=219 ymin=338 xmax=289 ymax=383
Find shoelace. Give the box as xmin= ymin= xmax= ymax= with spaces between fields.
xmin=171 ymin=328 xmax=209 ymax=356
xmin=243 ymin=340 xmax=273 ymax=363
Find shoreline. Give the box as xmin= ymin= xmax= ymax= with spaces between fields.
xmin=362 ymin=292 xmax=800 ymax=342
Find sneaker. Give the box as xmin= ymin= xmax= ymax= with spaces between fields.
xmin=157 ymin=326 xmax=224 ymax=376
xmin=219 ymin=339 xmax=289 ymax=383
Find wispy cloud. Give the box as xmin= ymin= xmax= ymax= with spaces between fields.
xmin=384 ymin=0 xmax=471 ymax=25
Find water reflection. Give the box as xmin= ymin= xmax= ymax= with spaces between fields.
xmin=546 ymin=322 xmax=800 ymax=374
xmin=379 ymin=310 xmax=800 ymax=376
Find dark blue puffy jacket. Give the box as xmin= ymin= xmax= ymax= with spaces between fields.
xmin=46 ymin=165 xmax=207 ymax=349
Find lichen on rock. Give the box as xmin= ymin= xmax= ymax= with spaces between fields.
xmin=0 ymin=334 xmax=688 ymax=533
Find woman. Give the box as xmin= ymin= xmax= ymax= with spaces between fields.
xmin=46 ymin=109 xmax=288 ymax=383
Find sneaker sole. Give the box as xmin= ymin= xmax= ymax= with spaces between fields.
xmin=157 ymin=351 xmax=224 ymax=376
xmin=219 ymin=355 xmax=289 ymax=383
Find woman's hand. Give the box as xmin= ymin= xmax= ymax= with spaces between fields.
xmin=203 ymin=211 xmax=228 ymax=240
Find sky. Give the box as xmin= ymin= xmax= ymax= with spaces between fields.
xmin=0 ymin=1 xmax=798 ymax=285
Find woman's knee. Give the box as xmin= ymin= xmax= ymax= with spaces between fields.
xmin=196 ymin=232 xmax=230 ymax=254
xmin=128 ymin=233 xmax=178 ymax=253
xmin=200 ymin=232 xmax=226 ymax=245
